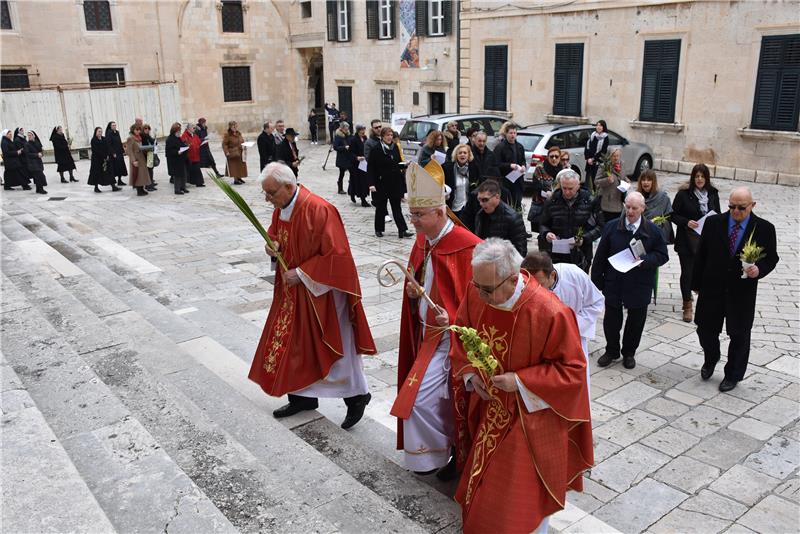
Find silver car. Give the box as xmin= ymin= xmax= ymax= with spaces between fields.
xmin=516 ymin=123 xmax=654 ymax=190
xmin=398 ymin=113 xmax=509 ymax=160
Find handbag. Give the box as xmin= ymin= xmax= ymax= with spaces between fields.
xmin=152 ymin=153 xmax=161 ymax=167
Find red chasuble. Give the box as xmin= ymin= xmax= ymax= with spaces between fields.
xmin=392 ymin=225 xmax=481 ymax=466
xmin=451 ymin=272 xmax=594 ymax=534
xmin=248 ymin=186 xmax=377 ymax=396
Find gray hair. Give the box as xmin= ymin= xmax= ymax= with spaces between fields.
xmin=475 ymin=131 xmax=488 ymax=140
xmin=625 ymin=191 xmax=645 ymax=208
xmin=471 ymin=238 xmax=522 ymax=279
xmin=260 ymin=162 xmax=296 ymax=187
xmin=556 ymin=168 xmax=580 ymax=184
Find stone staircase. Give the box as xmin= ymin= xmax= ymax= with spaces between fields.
xmin=1 ymin=209 xmax=462 ymax=533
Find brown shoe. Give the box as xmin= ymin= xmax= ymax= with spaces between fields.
xmin=682 ymin=300 xmax=693 ymax=323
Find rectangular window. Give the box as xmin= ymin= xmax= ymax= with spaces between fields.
xmin=1 ymin=69 xmax=30 ymax=91
xmin=380 ymin=89 xmax=395 ymax=122
xmin=553 ymin=43 xmax=584 ymax=117
xmin=751 ymin=34 xmax=800 ymax=132
xmin=379 ymin=0 xmax=392 ymax=39
xmin=639 ymin=39 xmax=681 ymax=123
xmin=84 ymin=0 xmax=112 ymax=31
xmin=484 ymin=45 xmax=508 ymax=111
xmin=222 ymin=66 xmax=252 ymax=102
xmin=1 ymin=0 xmax=12 ymax=30
xmin=336 ymin=0 xmax=349 ymax=41
xmin=221 ymin=0 xmax=244 ymax=33
xmin=428 ymin=0 xmax=443 ymax=36
xmin=300 ymin=1 xmax=312 ymax=18
xmin=88 ymin=68 xmax=125 ymax=89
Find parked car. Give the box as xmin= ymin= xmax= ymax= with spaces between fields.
xmin=517 ymin=123 xmax=654 ymax=191
xmin=398 ymin=113 xmax=509 ymax=161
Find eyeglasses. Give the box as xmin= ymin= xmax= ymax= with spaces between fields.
xmin=548 ymin=154 xmax=560 ymax=160
xmin=729 ymin=203 xmax=752 ymax=211
xmin=471 ymin=274 xmax=512 ymax=295
xmin=560 ymin=156 xmax=570 ymax=162
xmin=477 ymin=195 xmax=497 ymax=203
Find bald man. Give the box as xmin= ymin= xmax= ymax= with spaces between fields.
xmin=692 ymin=187 xmax=779 ymax=392
xmin=591 ymin=192 xmax=669 ymax=369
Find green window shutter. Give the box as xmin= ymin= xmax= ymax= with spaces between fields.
xmin=442 ymin=0 xmax=453 ymax=35
xmin=553 ymin=43 xmax=583 ymax=116
xmin=751 ymin=35 xmax=800 ymax=131
xmin=484 ymin=45 xmax=508 ymax=111
xmin=415 ymin=0 xmax=427 ymax=37
xmin=366 ymin=0 xmax=378 ymax=39
xmin=326 ymin=0 xmax=337 ymax=41
xmin=389 ymin=0 xmax=397 ymax=38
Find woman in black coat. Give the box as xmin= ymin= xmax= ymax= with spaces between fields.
xmin=349 ymin=125 xmax=370 ymax=207
xmin=105 ymin=121 xmax=128 ymax=186
xmin=443 ymin=143 xmax=481 ymax=222
xmin=165 ymin=122 xmax=189 ymax=195
xmin=196 ymin=118 xmax=222 ymax=177
xmin=671 ymin=163 xmax=721 ymax=323
xmin=50 ymin=126 xmax=77 ymax=183
xmin=368 ymin=127 xmax=411 ymax=239
xmin=24 ymin=131 xmax=48 ymax=194
xmin=584 ymin=119 xmax=609 ymax=192
xmin=88 ymin=127 xmax=119 ymax=192
xmin=2 ymin=129 xmax=30 ymax=190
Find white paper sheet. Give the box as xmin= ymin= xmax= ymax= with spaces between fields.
xmin=609 ymin=248 xmax=643 ymax=273
xmin=358 ymin=159 xmax=368 ymax=172
xmin=432 ymin=151 xmax=446 ymax=164
xmin=617 ymin=180 xmax=631 ymax=193
xmin=693 ymin=210 xmax=717 ymax=235
xmin=552 ymin=238 xmax=575 ymax=255
xmin=505 ymin=168 xmax=524 ymax=183
xmin=178 ymin=146 xmax=190 ymax=154
xmin=241 ymin=141 xmax=255 ymax=148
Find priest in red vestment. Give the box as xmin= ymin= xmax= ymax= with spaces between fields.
xmin=249 ymin=162 xmax=376 ymax=429
xmin=452 ymin=238 xmax=594 ymax=534
xmin=391 ymin=161 xmax=482 ymax=479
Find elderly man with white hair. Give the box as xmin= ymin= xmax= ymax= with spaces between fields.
xmin=248 ymin=162 xmax=376 ymax=429
xmin=538 ymin=168 xmax=603 ymax=272
xmin=591 ymin=191 xmax=669 ymax=369
xmin=450 ymin=238 xmax=593 ymax=534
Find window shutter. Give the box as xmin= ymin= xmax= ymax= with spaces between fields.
xmin=751 ymin=35 xmax=800 ymax=131
xmin=484 ymin=45 xmax=508 ymax=111
xmin=639 ymin=39 xmax=680 ymax=123
xmin=344 ymin=0 xmax=352 ymax=42
xmin=442 ymin=0 xmax=452 ymax=35
xmin=553 ymin=43 xmax=583 ymax=116
xmin=366 ymin=0 xmax=378 ymax=39
xmin=415 ymin=0 xmax=427 ymax=37
xmin=326 ymin=0 xmax=336 ymax=41
xmin=389 ymin=0 xmax=397 ymax=39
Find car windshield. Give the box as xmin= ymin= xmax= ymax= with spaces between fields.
xmin=399 ymin=121 xmax=437 ymax=142
xmin=515 ymin=133 xmax=543 ymax=152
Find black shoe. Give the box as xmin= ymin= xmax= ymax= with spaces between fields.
xmin=361 ymin=200 xmax=370 ymax=207
xmin=719 ymin=379 xmax=738 ymax=392
xmin=233 ymin=179 xmax=244 ymax=185
xmin=145 ymin=185 xmax=156 ymax=191
xmin=337 ymin=189 xmax=346 ymax=195
xmin=375 ymin=231 xmax=383 ymax=237
xmin=341 ymin=393 xmax=371 ymax=429
xmin=117 ymin=179 xmax=127 ymax=186
xmin=272 ymin=398 xmax=318 ymax=419
xmin=196 ymin=184 xmax=206 ymax=187
xmin=70 ymin=177 xmax=78 ymax=183
xmin=414 ymin=469 xmax=438 ymax=476
xmin=22 ymin=185 xmax=31 ymax=190
xmin=182 ymin=189 xmax=190 ymax=193
xmin=399 ymin=230 xmax=414 ymax=239
xmin=436 ymin=455 xmax=458 ymax=481
xmin=94 ymin=186 xmax=102 ymax=193
xmin=700 ymin=362 xmax=717 ymax=381
xmin=4 ymin=186 xmax=13 ymax=190
xmin=112 ymin=185 xmax=121 ymax=192
xmin=350 ymin=196 xmax=356 ymax=203
xmin=597 ymin=353 xmax=620 ymax=367
xmin=623 ymin=355 xmax=636 ymax=369
xmin=36 ymin=188 xmax=47 ymax=195
xmin=137 ymin=188 xmax=148 ymax=196
xmin=175 ymin=191 xmax=184 ymax=195
xmin=170 ymin=177 xmax=174 ymax=183
xmin=61 ymin=178 xmax=68 ymax=183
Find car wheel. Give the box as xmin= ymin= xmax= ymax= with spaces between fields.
xmin=633 ymin=154 xmax=652 ymax=180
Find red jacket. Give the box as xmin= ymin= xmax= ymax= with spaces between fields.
xmin=180 ymin=130 xmax=201 ymax=162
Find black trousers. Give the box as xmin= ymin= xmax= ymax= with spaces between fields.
xmin=373 ymin=191 xmax=407 ymax=233
xmin=310 ymin=125 xmax=318 ymax=142
xmin=172 ymin=174 xmax=186 ymax=193
xmin=696 ymin=291 xmax=755 ymax=382
xmin=290 ymin=393 xmax=364 ymax=406
xmin=678 ymin=253 xmax=695 ymax=301
xmin=337 ymin=168 xmax=347 ymax=191
xmin=502 ymin=177 xmax=523 ymax=212
xmin=603 ymin=304 xmax=648 ymax=358
xmin=584 ymin=164 xmax=598 ymax=191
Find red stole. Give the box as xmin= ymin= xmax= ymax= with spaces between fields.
xmin=248 ymin=187 xmax=376 ymax=397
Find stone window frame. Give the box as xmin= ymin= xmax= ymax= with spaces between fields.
xmin=77 ymin=0 xmax=118 ymax=36
xmin=85 ymin=65 xmax=127 ymax=89
xmin=631 ymin=29 xmax=689 ymax=130
xmin=1 ymin=0 xmax=15 ymax=32
xmin=300 ymin=1 xmax=312 ymax=19
xmin=220 ymin=64 xmax=254 ymax=104
xmin=428 ymin=0 xmax=444 ymax=37
xmin=380 ymin=87 xmax=395 ymax=122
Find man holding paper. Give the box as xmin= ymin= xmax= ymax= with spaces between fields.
xmin=591 ymin=192 xmax=668 ymax=369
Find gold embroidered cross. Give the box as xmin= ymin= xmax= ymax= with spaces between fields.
xmin=407 ymin=373 xmax=419 ymax=387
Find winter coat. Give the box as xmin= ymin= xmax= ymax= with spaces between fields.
xmin=88 ymin=135 xmax=114 ymax=186
xmin=595 ymin=164 xmax=627 ymax=214
xmin=222 ymin=131 xmax=247 ymax=178
xmin=125 ymin=135 xmax=151 ymax=187
xmin=643 ymin=189 xmax=674 ymax=243
xmin=474 ymin=201 xmax=528 ymax=256
xmin=368 ymin=142 xmax=405 ymax=198
xmin=50 ymin=132 xmax=76 ymax=172
xmin=671 ymin=187 xmax=721 ymax=257
xmin=470 ymin=143 xmax=501 ymax=180
xmin=334 ymin=130 xmax=354 ymax=169
xmin=538 ymin=188 xmax=602 ymax=267
xmin=165 ymin=134 xmax=187 ymax=178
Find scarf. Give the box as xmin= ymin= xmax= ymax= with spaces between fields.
xmin=381 ymin=140 xmax=394 ymax=153
xmin=695 ymin=189 xmax=709 ymax=215
xmin=455 ymin=161 xmax=469 ymax=178
xmin=543 ymin=158 xmax=561 ymax=179
xmin=132 ymin=133 xmax=142 ymax=142
xmin=587 ymin=131 xmax=608 ymax=147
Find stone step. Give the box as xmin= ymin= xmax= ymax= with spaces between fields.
xmin=2 ymin=221 xmax=432 ymax=532
xmin=1 ymin=352 xmax=117 ymax=533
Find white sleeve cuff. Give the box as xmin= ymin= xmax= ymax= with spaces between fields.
xmin=296 ymin=268 xmax=332 ymax=297
xmin=463 ymin=372 xmax=476 ymax=391
xmin=515 ymin=373 xmax=551 ymax=413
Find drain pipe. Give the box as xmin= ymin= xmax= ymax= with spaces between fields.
xmin=455 ymin=1 xmax=461 ymax=113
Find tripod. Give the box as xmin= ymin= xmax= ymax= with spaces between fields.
xmin=322 ymin=143 xmax=334 ymax=170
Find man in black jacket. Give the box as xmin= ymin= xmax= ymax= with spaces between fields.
xmin=363 ymin=119 xmax=382 ymax=160
xmin=538 ymin=170 xmax=603 ymax=272
xmin=470 ymin=131 xmax=500 ymax=181
xmin=591 ymin=192 xmax=669 ymax=370
xmin=492 ymin=124 xmax=526 ymax=211
xmin=257 ymin=121 xmax=276 ymax=171
xmin=276 ymin=128 xmax=300 ymax=178
xmin=692 ymin=187 xmax=779 ymax=392
xmin=473 ymin=180 xmax=527 ymax=256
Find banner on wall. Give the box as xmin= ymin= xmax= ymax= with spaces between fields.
xmin=399 ymin=0 xmax=419 ymax=68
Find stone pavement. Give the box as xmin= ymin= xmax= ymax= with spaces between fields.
xmin=1 ymin=139 xmax=798 ymax=533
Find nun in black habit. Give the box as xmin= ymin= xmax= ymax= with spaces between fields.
xmin=13 ymin=127 xmax=33 ymax=186
xmin=50 ymin=126 xmax=78 ymax=183
xmin=105 ymin=121 xmax=128 ymax=186
xmin=24 ymin=130 xmax=48 ymax=194
xmin=1 ymin=129 xmax=31 ymax=190
xmin=88 ymin=126 xmax=119 ymax=192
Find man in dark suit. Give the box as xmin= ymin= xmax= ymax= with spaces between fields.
xmin=692 ymin=187 xmax=779 ymax=392
xmin=257 ymin=121 xmax=276 ymax=171
xmin=276 ymin=128 xmax=300 ymax=178
xmin=591 ymin=192 xmax=669 ymax=369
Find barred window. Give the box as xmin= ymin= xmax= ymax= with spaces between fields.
xmin=1 ymin=69 xmax=30 ymax=91
xmin=380 ymin=89 xmax=395 ymax=122
xmin=88 ymin=68 xmax=125 ymax=89
xmin=1 ymin=0 xmax=12 ymax=30
xmin=222 ymin=66 xmax=252 ymax=102
xmin=84 ymin=0 xmax=112 ymax=31
xmin=221 ymin=0 xmax=244 ymax=33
